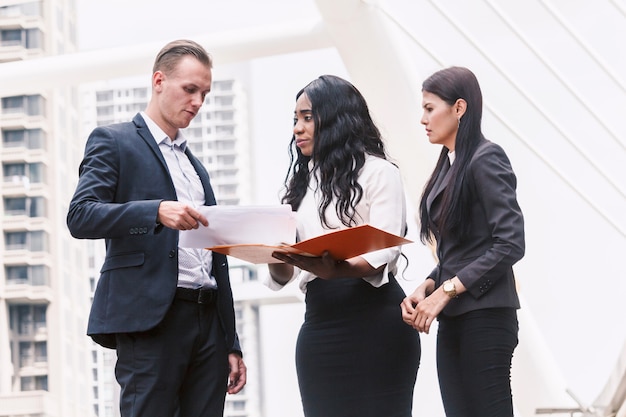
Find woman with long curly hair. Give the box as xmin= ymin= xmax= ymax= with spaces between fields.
xmin=265 ymin=75 xmax=420 ymax=417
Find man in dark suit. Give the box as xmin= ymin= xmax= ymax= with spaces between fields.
xmin=67 ymin=39 xmax=246 ymax=417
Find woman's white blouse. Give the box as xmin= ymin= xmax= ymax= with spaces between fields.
xmin=265 ymin=154 xmax=407 ymax=293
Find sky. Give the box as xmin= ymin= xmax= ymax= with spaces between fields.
xmin=74 ymin=0 xmax=626 ymax=416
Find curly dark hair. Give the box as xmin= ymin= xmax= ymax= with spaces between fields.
xmin=282 ymin=75 xmax=388 ymax=228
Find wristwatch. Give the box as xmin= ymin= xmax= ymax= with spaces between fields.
xmin=442 ymin=279 xmax=457 ymax=298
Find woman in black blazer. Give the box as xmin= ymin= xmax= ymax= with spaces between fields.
xmin=401 ymin=66 xmax=525 ymax=417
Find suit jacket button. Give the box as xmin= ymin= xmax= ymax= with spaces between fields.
xmin=169 ymin=250 xmax=176 ymax=258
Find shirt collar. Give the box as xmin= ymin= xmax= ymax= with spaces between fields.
xmin=140 ymin=111 xmax=188 ymax=151
xmin=447 ymin=150 xmax=456 ymax=165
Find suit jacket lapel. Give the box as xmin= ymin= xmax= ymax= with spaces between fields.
xmin=185 ymin=148 xmax=216 ymax=206
xmin=427 ymin=158 xmax=451 ymax=211
xmin=133 ymin=114 xmax=171 ymax=174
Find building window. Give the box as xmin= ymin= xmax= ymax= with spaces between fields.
xmin=185 ymin=127 xmax=202 ymax=139
xmin=33 ymin=305 xmax=46 ymax=331
xmin=3 ymin=196 xmax=46 ymax=217
xmin=0 ymin=28 xmax=42 ymax=49
xmin=189 ymin=142 xmax=202 ymax=153
xmin=10 ymin=304 xmax=47 ymax=336
xmin=217 ymin=155 xmax=236 ymax=165
xmin=96 ymin=105 xmax=114 ymax=117
xmin=231 ymin=400 xmax=246 ymax=411
xmin=213 ymin=80 xmax=234 ymax=91
xmin=2 ymin=128 xmax=46 ymax=149
xmin=0 ymin=29 xmax=22 ymax=46
xmin=215 ymin=125 xmax=234 ymax=136
xmin=21 ymin=375 xmax=48 ymax=391
xmin=18 ymin=341 xmax=47 ymax=367
xmin=25 ymin=28 xmax=42 ymax=49
xmin=215 ymin=140 xmax=235 ymax=151
xmin=5 ymin=264 xmax=50 ymax=286
xmin=3 ymin=161 xmax=46 ymax=184
xmin=34 ymin=341 xmax=47 ymax=362
xmin=133 ymin=87 xmax=148 ymax=99
xmin=5 ymin=230 xmax=48 ymax=252
xmin=216 ymin=110 xmax=234 ymax=121
xmin=1 ymin=95 xmax=46 ymax=116
xmin=215 ymin=96 xmax=234 ymax=107
xmin=96 ymin=90 xmax=113 ymax=101
xmin=19 ymin=341 xmax=33 ymax=366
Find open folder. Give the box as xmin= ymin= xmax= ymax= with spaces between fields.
xmin=208 ymin=224 xmax=413 ymax=264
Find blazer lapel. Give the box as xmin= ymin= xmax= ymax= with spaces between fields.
xmin=133 ymin=114 xmax=171 ymax=174
xmin=185 ymin=148 xmax=216 ymax=206
xmin=427 ymin=158 xmax=451 ymax=211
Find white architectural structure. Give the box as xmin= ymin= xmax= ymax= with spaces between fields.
xmin=1 ymin=0 xmax=624 ymax=416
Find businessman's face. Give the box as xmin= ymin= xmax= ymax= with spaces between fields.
xmin=293 ymin=93 xmax=315 ymax=157
xmin=151 ymin=56 xmax=212 ymax=139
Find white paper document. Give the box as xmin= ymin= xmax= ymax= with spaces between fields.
xmin=178 ymin=204 xmax=297 ymax=249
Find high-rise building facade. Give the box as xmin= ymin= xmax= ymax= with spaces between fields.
xmin=0 ymin=1 xmax=96 ymax=416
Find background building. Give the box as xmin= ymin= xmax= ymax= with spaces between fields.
xmin=0 ymin=1 xmax=95 ymax=416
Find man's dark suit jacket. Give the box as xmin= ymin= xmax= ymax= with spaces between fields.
xmin=67 ymin=113 xmax=239 ymax=353
xmin=427 ymin=138 xmax=525 ymax=317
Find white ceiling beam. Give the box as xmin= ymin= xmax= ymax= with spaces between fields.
xmin=0 ymin=18 xmax=332 ymax=97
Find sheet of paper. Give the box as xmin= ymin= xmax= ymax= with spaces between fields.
xmin=178 ymin=204 xmax=297 ymax=249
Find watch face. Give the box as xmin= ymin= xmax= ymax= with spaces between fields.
xmin=444 ymin=282 xmax=453 ymax=291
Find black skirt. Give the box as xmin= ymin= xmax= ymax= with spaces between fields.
xmin=296 ymin=275 xmax=421 ymax=417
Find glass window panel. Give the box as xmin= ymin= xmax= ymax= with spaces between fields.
xmin=21 ymin=376 xmax=34 ymax=391
xmin=19 ymin=341 xmax=33 ymax=367
xmin=30 ymin=197 xmax=46 ymax=217
xmin=4 ymin=197 xmax=26 ymax=214
xmin=25 ymin=28 xmax=42 ymax=49
xmin=30 ymin=265 xmax=47 ymax=285
xmin=28 ymin=128 xmax=45 ymax=149
xmin=5 ymin=231 xmax=27 ymax=250
xmin=28 ymin=163 xmax=43 ymax=183
xmin=1 ymin=96 xmax=24 ymax=112
xmin=29 ymin=230 xmax=46 ymax=251
xmin=35 ymin=375 xmax=48 ymax=391
xmin=26 ymin=95 xmax=45 ymax=116
xmin=1 ymin=29 xmax=22 ymax=46
xmin=6 ymin=265 xmax=28 ymax=282
xmin=34 ymin=341 xmax=47 ymax=362
xmin=17 ymin=304 xmax=32 ymax=334
xmin=2 ymin=129 xmax=25 ymax=147
xmin=3 ymin=163 xmax=25 ymax=178
xmin=33 ymin=305 xmax=46 ymax=330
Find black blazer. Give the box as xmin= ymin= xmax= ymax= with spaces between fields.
xmin=67 ymin=113 xmax=239 ymax=353
xmin=427 ymin=138 xmax=525 ymax=317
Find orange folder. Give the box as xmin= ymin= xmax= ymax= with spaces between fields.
xmin=208 ymin=224 xmax=412 ymax=264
